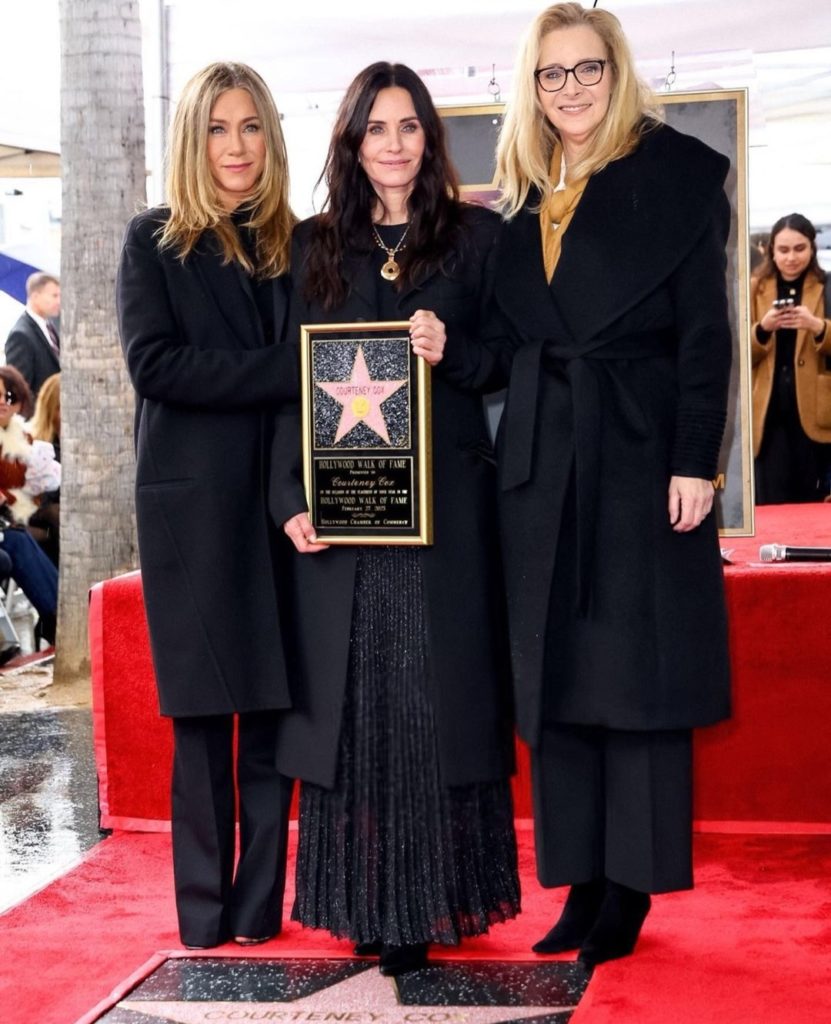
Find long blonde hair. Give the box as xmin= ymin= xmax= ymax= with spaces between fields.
xmin=29 ymin=373 xmax=61 ymax=444
xmin=159 ymin=62 xmax=295 ymax=277
xmin=496 ymin=2 xmax=660 ymax=217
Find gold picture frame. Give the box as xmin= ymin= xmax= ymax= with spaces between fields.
xmin=300 ymin=321 xmax=433 ymax=544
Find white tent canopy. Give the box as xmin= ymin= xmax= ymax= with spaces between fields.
xmin=0 ymin=0 xmax=829 ymax=227
xmin=0 ymin=143 xmax=60 ymax=179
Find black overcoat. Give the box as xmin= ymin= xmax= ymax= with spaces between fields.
xmin=116 ymin=208 xmax=297 ymax=717
xmin=269 ymin=205 xmax=514 ymax=789
xmin=484 ymin=124 xmax=733 ymax=744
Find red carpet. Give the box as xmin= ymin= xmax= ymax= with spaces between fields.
xmin=68 ymin=507 xmax=831 ymax=1020
xmin=571 ymin=833 xmax=831 ymax=1024
xmin=1 ymin=824 xmax=829 ymax=1024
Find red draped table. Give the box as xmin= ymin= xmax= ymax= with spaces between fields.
xmin=90 ymin=505 xmax=831 ymax=832
xmin=693 ymin=503 xmax=831 ymax=830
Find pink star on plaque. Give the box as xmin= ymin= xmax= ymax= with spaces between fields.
xmin=317 ymin=344 xmax=406 ymax=445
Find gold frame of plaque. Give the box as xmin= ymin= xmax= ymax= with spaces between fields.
xmin=300 ymin=321 xmax=433 ymax=544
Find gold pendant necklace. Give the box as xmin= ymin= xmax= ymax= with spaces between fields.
xmin=372 ymin=222 xmax=411 ymax=281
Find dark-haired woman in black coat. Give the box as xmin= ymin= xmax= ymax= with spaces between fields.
xmin=271 ymin=62 xmax=519 ymax=976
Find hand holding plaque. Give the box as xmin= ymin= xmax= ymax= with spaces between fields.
xmin=301 ymin=322 xmax=433 ymax=544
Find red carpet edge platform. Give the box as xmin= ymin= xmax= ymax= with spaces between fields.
xmin=90 ymin=503 xmax=831 ymax=832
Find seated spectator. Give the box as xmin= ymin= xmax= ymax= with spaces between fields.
xmin=0 ymin=547 xmax=21 ymax=665
xmin=0 ymin=366 xmax=60 ymax=645
xmin=26 ymin=373 xmax=61 ymax=565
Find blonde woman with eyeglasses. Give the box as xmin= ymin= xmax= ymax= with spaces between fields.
xmin=473 ymin=3 xmax=733 ymax=966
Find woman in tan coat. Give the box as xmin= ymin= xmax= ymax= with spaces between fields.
xmin=751 ymin=213 xmax=831 ymax=503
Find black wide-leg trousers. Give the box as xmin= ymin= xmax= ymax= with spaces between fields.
xmin=171 ymin=712 xmax=293 ymax=947
xmin=531 ymin=723 xmax=693 ymax=894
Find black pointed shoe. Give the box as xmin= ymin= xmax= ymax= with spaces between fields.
xmin=532 ymin=879 xmax=606 ymax=954
xmin=379 ymin=943 xmax=428 ymax=976
xmin=578 ymin=881 xmax=651 ymax=967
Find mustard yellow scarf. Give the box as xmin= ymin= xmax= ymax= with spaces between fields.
xmin=539 ymin=143 xmax=587 ymax=282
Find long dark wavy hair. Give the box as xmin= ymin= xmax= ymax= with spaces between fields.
xmin=303 ymin=62 xmax=463 ymax=309
xmin=756 ymin=212 xmax=826 ymax=284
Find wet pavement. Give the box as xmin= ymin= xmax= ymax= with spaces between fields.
xmin=0 ymin=705 xmax=103 ymax=912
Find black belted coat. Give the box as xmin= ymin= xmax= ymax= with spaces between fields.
xmin=460 ymin=124 xmax=733 ymax=744
xmin=117 ymin=208 xmax=297 ymax=718
xmin=269 ymin=205 xmax=514 ymax=789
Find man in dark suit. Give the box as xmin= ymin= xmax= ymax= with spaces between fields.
xmin=4 ymin=272 xmax=61 ymax=397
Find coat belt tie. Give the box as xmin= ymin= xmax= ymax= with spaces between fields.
xmin=499 ymin=328 xmax=676 ymax=615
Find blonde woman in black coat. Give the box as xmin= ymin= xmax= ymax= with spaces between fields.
xmin=271 ymin=62 xmax=519 ymax=977
xmin=471 ymin=3 xmax=732 ymax=967
xmin=117 ymin=62 xmax=297 ymax=950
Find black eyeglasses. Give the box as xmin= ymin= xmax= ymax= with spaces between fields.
xmin=2 ymin=391 xmax=19 ymax=405
xmin=534 ymin=59 xmax=607 ymax=92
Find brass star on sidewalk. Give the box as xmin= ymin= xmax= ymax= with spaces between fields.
xmin=121 ymin=965 xmax=576 ymax=1024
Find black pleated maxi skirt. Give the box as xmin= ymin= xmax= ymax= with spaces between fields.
xmin=292 ymin=547 xmax=520 ymax=946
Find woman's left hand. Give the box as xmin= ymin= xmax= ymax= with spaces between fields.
xmin=668 ymin=475 xmax=715 ymax=532
xmin=283 ymin=511 xmax=329 ymax=553
xmin=777 ymin=304 xmax=825 ymax=335
xmin=409 ymin=309 xmax=446 ymax=366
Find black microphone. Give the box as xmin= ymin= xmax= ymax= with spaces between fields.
xmin=759 ymin=544 xmax=831 ymax=563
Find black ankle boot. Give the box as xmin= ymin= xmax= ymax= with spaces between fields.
xmin=578 ymin=881 xmax=651 ymax=967
xmin=532 ymin=879 xmax=606 ymax=954
xmin=353 ymin=939 xmax=383 ymax=957
xmin=379 ymin=943 xmax=428 ymax=976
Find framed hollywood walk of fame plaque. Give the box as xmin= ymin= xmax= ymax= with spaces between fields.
xmin=300 ymin=322 xmax=433 ymax=544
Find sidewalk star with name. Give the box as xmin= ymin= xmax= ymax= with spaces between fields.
xmin=121 ymin=965 xmax=577 ymax=1024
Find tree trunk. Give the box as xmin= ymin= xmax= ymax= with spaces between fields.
xmin=57 ymin=0 xmax=146 ymax=680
